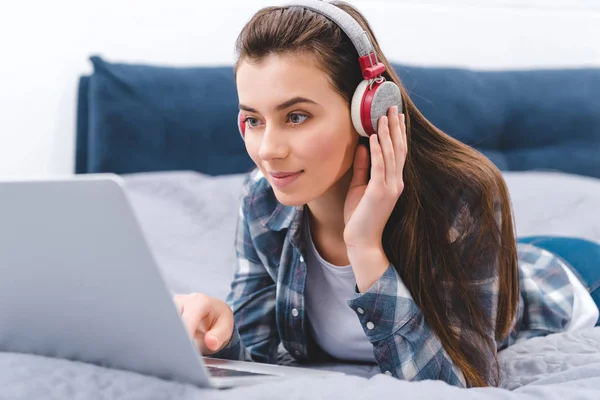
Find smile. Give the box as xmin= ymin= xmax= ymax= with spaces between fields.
xmin=269 ymin=171 xmax=304 ymax=188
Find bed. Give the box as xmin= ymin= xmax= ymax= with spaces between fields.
xmin=1 ymin=56 xmax=599 ymax=399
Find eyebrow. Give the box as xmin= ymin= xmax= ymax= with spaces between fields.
xmin=239 ymin=96 xmax=318 ymax=113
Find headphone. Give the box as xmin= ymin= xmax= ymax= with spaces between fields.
xmin=237 ymin=0 xmax=403 ymax=139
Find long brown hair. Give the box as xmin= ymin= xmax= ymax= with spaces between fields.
xmin=234 ymin=1 xmax=519 ymax=387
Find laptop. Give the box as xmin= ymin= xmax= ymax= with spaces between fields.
xmin=0 ymin=174 xmax=343 ymax=389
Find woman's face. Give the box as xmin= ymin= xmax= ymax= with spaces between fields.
xmin=236 ymin=53 xmax=359 ymax=207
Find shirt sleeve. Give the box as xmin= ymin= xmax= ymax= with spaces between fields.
xmin=211 ymin=173 xmax=280 ymax=364
xmin=347 ymin=196 xmax=502 ymax=387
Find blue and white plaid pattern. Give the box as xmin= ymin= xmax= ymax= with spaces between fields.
xmin=213 ymin=170 xmax=575 ymax=387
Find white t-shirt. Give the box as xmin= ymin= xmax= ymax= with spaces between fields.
xmin=303 ymin=216 xmax=376 ymax=363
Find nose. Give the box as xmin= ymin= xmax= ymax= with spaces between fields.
xmin=258 ymin=124 xmax=289 ymax=161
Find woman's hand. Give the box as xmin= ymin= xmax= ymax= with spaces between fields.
xmin=343 ymin=106 xmax=407 ymax=250
xmin=173 ymin=293 xmax=234 ymax=355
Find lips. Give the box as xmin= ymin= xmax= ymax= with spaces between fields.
xmin=268 ymin=170 xmax=304 ymax=189
xmin=269 ymin=171 xmax=303 ymax=178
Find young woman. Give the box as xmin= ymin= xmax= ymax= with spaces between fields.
xmin=174 ymin=0 xmax=600 ymax=388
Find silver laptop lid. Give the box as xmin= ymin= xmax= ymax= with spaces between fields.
xmin=0 ymin=174 xmax=211 ymax=387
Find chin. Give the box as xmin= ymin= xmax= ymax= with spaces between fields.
xmin=268 ymin=179 xmax=318 ymax=207
xmin=271 ymin=190 xmax=308 ymax=207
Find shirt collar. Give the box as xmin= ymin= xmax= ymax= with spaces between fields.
xmin=264 ymin=201 xmax=305 ymax=249
xmin=251 ymin=169 xmax=306 ymax=247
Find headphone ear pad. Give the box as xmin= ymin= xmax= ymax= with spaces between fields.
xmin=237 ymin=111 xmax=246 ymax=139
xmin=351 ymin=80 xmax=370 ymax=137
xmin=351 ymin=80 xmax=403 ymax=137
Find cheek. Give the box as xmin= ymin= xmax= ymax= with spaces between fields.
xmin=243 ymin=132 xmax=340 ymax=163
xmin=243 ymin=125 xmax=357 ymax=172
xmin=302 ymin=135 xmax=339 ymax=162
xmin=301 ymin=130 xmax=357 ymax=178
xmin=244 ymin=137 xmax=262 ymax=165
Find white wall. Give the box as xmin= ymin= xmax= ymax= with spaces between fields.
xmin=0 ymin=0 xmax=599 ymax=178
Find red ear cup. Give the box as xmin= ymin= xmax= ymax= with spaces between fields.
xmin=351 ymin=79 xmax=403 ymax=137
xmin=360 ymin=80 xmax=383 ymax=136
xmin=238 ymin=111 xmax=246 ymax=139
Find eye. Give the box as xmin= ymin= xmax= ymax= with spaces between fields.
xmin=287 ymin=113 xmax=309 ymax=125
xmin=243 ymin=116 xmax=261 ymax=128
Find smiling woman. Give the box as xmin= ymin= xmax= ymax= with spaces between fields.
xmin=237 ymin=52 xmax=359 ymax=206
xmin=173 ymin=0 xmax=600 ymax=389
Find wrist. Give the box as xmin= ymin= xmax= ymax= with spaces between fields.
xmin=347 ymin=245 xmax=390 ymax=293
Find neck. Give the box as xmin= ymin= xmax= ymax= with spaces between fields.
xmin=306 ymin=169 xmax=353 ymax=241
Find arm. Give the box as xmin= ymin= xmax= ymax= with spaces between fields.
xmin=347 ymin=265 xmax=469 ymax=387
xmin=211 ymin=174 xmax=280 ymax=364
xmin=347 ymin=198 xmax=500 ymax=387
xmin=342 ymin=110 xmax=499 ymax=386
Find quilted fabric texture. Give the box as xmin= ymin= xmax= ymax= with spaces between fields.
xmin=0 ymin=325 xmax=599 ymax=399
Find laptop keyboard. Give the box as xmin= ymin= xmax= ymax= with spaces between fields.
xmin=207 ymin=366 xmax=272 ymax=377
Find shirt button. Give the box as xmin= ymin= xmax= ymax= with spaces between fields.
xmin=299 ymin=255 xmax=305 ymax=263
xmin=357 ymin=307 xmax=365 ymax=314
xmin=295 ymin=350 xmax=301 ymax=356
xmin=384 ymin=371 xmax=392 ymax=376
xmin=366 ymin=321 xmax=375 ymax=330
xmin=291 ymin=308 xmax=299 ymax=317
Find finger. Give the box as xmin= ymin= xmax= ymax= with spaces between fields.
xmin=395 ymin=113 xmax=407 ymax=192
xmin=349 ymin=143 xmax=370 ymax=189
xmin=173 ymin=295 xmax=187 ymax=315
xmin=180 ymin=296 xmax=211 ymax=338
xmin=369 ymin=130 xmax=385 ymax=185
xmin=388 ymin=106 xmax=403 ymax=157
xmin=204 ymin=310 xmax=234 ymax=352
xmin=380 ymin=111 xmax=396 ymax=185
xmin=395 ymin=113 xmax=407 ymax=169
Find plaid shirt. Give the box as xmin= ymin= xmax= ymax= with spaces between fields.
xmin=213 ymin=170 xmax=575 ymax=387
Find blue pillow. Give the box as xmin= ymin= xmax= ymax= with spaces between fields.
xmin=76 ymin=75 xmax=91 ymax=174
xmin=395 ymin=65 xmax=600 ymax=176
xmin=80 ymin=56 xmax=254 ymax=176
xmin=76 ymin=56 xmax=600 ymax=177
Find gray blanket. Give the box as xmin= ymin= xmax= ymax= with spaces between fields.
xmin=1 ymin=328 xmax=600 ymax=399
xmin=1 ymin=170 xmax=599 ymax=399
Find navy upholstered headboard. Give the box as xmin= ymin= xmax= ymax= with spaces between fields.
xmin=75 ymin=56 xmax=600 ymax=178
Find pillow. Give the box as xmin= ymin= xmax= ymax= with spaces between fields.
xmin=394 ymin=64 xmax=600 ymax=176
xmin=77 ymin=56 xmax=600 ymax=178
xmin=80 ymin=56 xmax=254 ymax=176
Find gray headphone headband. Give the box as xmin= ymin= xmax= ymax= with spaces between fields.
xmin=283 ymin=0 xmax=374 ymax=58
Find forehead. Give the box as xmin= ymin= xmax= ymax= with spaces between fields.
xmin=236 ymin=53 xmax=336 ymax=107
